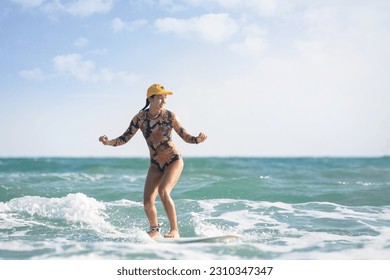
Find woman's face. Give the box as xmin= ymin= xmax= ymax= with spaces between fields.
xmin=149 ymin=94 xmax=167 ymax=110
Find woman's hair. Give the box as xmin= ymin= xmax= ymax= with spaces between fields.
xmin=140 ymin=97 xmax=151 ymax=112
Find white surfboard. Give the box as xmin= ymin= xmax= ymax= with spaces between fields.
xmin=154 ymin=234 xmax=241 ymax=244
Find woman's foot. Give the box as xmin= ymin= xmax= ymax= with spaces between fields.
xmin=147 ymin=225 xmax=161 ymax=238
xmin=164 ymin=229 xmax=180 ymax=239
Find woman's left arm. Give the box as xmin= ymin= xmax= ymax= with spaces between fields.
xmin=172 ymin=113 xmax=207 ymax=144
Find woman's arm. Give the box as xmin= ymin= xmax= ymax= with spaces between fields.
xmin=99 ymin=113 xmax=141 ymax=147
xmin=172 ymin=112 xmax=207 ymax=144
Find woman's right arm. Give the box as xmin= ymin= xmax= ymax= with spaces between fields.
xmin=99 ymin=113 xmax=142 ymax=147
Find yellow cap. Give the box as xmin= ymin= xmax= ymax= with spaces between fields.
xmin=147 ymin=84 xmax=173 ymax=98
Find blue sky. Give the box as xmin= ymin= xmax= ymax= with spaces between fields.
xmin=1 ymin=0 xmax=390 ymax=157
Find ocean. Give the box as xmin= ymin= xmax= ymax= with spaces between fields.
xmin=1 ymin=157 xmax=389 ymax=260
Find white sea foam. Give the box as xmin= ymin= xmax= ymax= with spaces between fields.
xmin=2 ymin=196 xmax=389 ymax=259
xmin=1 ymin=193 xmax=116 ymax=233
xmin=337 ymin=180 xmax=377 ymax=187
xmin=104 ymin=199 xmax=142 ymax=207
xmin=187 ymin=199 xmax=390 ymax=259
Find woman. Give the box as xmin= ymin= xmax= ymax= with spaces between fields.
xmin=99 ymin=84 xmax=207 ymax=238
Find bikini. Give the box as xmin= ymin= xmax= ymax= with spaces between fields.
xmin=113 ymin=109 xmax=197 ymax=172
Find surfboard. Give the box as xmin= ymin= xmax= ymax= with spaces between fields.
xmin=153 ymin=234 xmax=241 ymax=244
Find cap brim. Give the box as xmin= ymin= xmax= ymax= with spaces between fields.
xmin=156 ymin=90 xmax=173 ymax=95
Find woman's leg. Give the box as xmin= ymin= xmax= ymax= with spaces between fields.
xmin=143 ymin=165 xmax=163 ymax=238
xmin=158 ymin=158 xmax=184 ymax=238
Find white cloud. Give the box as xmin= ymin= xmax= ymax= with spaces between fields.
xmin=19 ymin=68 xmax=45 ymax=80
xmin=111 ymin=17 xmax=148 ymax=32
xmin=291 ymin=4 xmax=389 ymax=67
xmin=230 ymin=36 xmax=267 ymax=56
xmin=74 ymin=37 xmax=89 ymax=48
xmin=11 ymin=0 xmax=114 ymax=17
xmin=111 ymin=17 xmax=126 ymax=32
xmin=155 ymin=13 xmax=238 ymax=43
xmin=52 ymin=54 xmax=138 ymax=83
xmin=229 ymin=24 xmax=268 ymax=56
xmin=53 ymin=54 xmax=94 ymax=81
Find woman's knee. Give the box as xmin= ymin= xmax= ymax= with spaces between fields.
xmin=158 ymin=189 xmax=171 ymax=203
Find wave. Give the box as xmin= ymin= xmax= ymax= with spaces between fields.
xmin=1 ymin=193 xmax=389 ymax=259
xmin=0 ymin=193 xmax=114 ymax=233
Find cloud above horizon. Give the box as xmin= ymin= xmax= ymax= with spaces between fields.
xmin=19 ymin=54 xmax=139 ymax=83
xmin=111 ymin=17 xmax=148 ymax=32
xmin=155 ymin=13 xmax=239 ymax=43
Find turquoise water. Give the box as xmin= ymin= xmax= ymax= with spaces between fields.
xmin=1 ymin=157 xmax=389 ymax=259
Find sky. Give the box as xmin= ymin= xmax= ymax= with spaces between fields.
xmin=1 ymin=0 xmax=390 ymax=157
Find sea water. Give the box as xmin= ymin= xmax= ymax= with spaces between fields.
xmin=0 ymin=157 xmax=389 ymax=259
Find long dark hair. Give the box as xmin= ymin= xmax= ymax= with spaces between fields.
xmin=140 ymin=98 xmax=150 ymax=112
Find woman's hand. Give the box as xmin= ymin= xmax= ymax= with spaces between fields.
xmin=99 ymin=135 xmax=110 ymax=145
xmin=196 ymin=132 xmax=207 ymax=144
